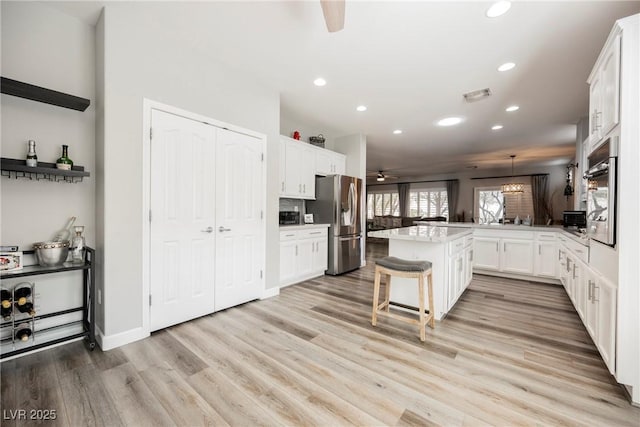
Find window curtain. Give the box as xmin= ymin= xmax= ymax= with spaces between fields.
xmin=531 ymin=175 xmax=549 ymax=226
xmin=397 ymin=183 xmax=410 ymax=217
xmin=445 ymin=180 xmax=459 ymax=222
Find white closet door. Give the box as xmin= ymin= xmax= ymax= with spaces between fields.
xmin=150 ymin=110 xmax=216 ymax=331
xmin=215 ymin=128 xmax=264 ymax=311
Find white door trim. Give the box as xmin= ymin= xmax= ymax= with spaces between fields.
xmin=142 ymin=99 xmax=267 ymax=338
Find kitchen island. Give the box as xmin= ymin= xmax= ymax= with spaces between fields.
xmin=368 ymin=225 xmax=473 ymax=320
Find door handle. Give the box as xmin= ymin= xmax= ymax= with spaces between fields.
xmin=201 ymin=227 xmax=214 ymax=233
xmin=218 ymin=226 xmax=231 ymax=233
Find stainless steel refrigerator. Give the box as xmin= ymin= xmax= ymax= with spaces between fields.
xmin=306 ymin=175 xmax=362 ymax=275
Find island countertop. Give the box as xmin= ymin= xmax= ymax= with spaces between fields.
xmin=368 ymin=225 xmax=472 ymax=243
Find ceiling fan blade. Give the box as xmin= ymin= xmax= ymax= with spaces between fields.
xmin=320 ymin=0 xmax=345 ymax=32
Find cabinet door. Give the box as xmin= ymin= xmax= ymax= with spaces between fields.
xmin=596 ymin=277 xmax=617 ymax=374
xmin=297 ymin=238 xmax=314 ymax=277
xmin=473 ymin=238 xmax=500 ymax=271
xmin=600 ymin=35 xmax=621 ymax=136
xmin=534 ymin=241 xmax=557 ymax=278
xmin=575 ymin=260 xmax=587 ymax=321
xmin=279 ymin=140 xmax=287 ymax=196
xmin=501 ymin=239 xmax=534 ymax=275
xmin=300 ymin=146 xmax=316 ymax=199
xmin=280 ymin=240 xmax=298 ymax=284
xmin=315 ymin=149 xmax=333 ymax=176
xmin=568 ymin=255 xmax=582 ymax=305
xmin=313 ymin=237 xmax=328 ymax=272
xmin=464 ymin=246 xmax=473 ymax=287
xmin=585 ymin=272 xmax=598 ymax=341
xmin=333 ymin=152 xmax=346 ymax=175
xmin=589 ymin=73 xmax=602 ymax=142
xmin=284 ymin=141 xmax=302 ymax=197
xmin=447 ymin=253 xmax=461 ymax=310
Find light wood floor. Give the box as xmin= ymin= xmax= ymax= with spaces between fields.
xmin=2 ymin=241 xmax=639 ymax=426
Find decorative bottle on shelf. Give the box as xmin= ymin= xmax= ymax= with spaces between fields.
xmin=52 ymin=216 xmax=76 ymax=242
xmin=70 ymin=226 xmax=86 ymax=264
xmin=26 ymin=140 xmax=38 ymax=167
xmin=56 ymin=145 xmax=73 ymax=170
xmin=1 ymin=287 xmax=12 ymax=320
xmin=14 ymin=323 xmax=33 ymax=342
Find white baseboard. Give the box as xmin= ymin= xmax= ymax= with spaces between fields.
xmin=97 ymin=325 xmax=149 ymax=351
xmin=261 ymin=286 xmax=280 ymax=299
xmin=473 ymin=270 xmax=561 ymax=285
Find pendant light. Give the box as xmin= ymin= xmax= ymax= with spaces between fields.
xmin=501 ymin=155 xmax=524 ymax=194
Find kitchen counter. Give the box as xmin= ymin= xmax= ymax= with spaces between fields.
xmin=368 ymin=225 xmax=472 ymax=243
xmin=279 ymin=223 xmax=330 ymax=231
xmin=414 ymin=221 xmax=589 ymax=246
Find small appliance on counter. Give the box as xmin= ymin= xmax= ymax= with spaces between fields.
xmin=563 ymin=210 xmax=587 ymax=229
xmin=279 ymin=211 xmax=300 ymax=225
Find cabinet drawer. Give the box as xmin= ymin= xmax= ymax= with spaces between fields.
xmin=565 ymin=240 xmax=588 ymax=263
xmin=473 ymin=229 xmax=534 ymax=240
xmin=536 ymin=232 xmax=557 ymax=241
xmin=464 ymin=235 xmax=474 ymax=247
xmin=449 ymin=238 xmax=464 ymax=255
xmin=299 ymin=228 xmax=328 ymax=239
xmin=280 ymin=230 xmax=299 ymax=241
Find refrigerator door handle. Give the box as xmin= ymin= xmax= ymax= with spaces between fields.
xmin=337 ymin=235 xmax=361 ymax=242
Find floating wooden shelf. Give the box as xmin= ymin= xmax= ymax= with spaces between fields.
xmin=1 ymin=158 xmax=90 ymax=183
xmin=1 ymin=76 xmax=90 ymax=112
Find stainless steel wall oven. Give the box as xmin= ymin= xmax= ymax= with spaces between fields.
xmin=584 ymin=137 xmax=618 ymax=246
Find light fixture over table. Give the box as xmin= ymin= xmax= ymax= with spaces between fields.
xmin=377 ymin=171 xmax=385 ymax=182
xmin=501 ymin=155 xmax=524 ymax=194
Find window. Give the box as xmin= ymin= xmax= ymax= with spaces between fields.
xmin=408 ymin=189 xmax=448 ymax=218
xmin=474 ymin=186 xmax=534 ymax=224
xmin=367 ymin=191 xmax=399 ymax=219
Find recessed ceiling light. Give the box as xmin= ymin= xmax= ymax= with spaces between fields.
xmin=506 ymin=105 xmax=520 ymax=112
xmin=393 ymin=129 xmax=402 ymax=135
xmin=356 ymin=105 xmax=367 ymax=112
xmin=498 ymin=62 xmax=516 ymax=72
xmin=486 ymin=1 xmax=511 ymax=18
xmin=313 ymin=78 xmax=326 ymax=87
xmin=437 ymin=117 xmax=463 ymax=127
xmin=492 ymin=125 xmax=504 ymax=130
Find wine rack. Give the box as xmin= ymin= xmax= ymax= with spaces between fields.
xmin=0 ymin=282 xmax=36 ymax=347
xmin=0 ymin=248 xmax=95 ymax=359
xmin=0 ymin=158 xmax=90 ymax=183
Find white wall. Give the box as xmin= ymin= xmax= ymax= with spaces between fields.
xmin=367 ymin=163 xmax=570 ymax=222
xmin=1 ymin=1 xmax=95 ymax=248
xmin=98 ymin=4 xmax=280 ymax=341
xmin=280 ymin=103 xmax=345 ymax=150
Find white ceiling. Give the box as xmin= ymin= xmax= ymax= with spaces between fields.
xmin=46 ymin=0 xmax=640 ymax=180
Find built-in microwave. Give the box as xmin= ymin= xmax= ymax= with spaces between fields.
xmin=584 ymin=137 xmax=618 ymax=247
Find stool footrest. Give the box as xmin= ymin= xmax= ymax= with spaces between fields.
xmin=375 ymin=309 xmax=434 ymax=328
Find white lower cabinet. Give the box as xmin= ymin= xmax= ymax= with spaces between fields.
xmin=473 ymin=237 xmax=500 ymax=271
xmin=279 ymin=227 xmax=328 ymax=287
xmin=584 ymin=271 xmax=617 ymax=374
xmin=501 ymin=239 xmax=534 ymax=275
xmin=447 ymin=235 xmax=473 ymax=311
xmin=473 ymin=233 xmax=536 ymax=276
xmin=534 ymin=237 xmax=558 ymax=279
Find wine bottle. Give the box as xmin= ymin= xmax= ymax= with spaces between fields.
xmin=56 ymin=145 xmax=73 ymax=170
xmin=26 ymin=140 xmax=38 ymax=167
xmin=15 ymin=302 xmax=35 ymax=316
xmin=15 ymin=324 xmax=32 ymax=342
xmin=52 ymin=216 xmax=76 ymax=242
xmin=1 ymin=287 xmax=12 ymax=320
xmin=14 ymin=284 xmax=31 ymax=306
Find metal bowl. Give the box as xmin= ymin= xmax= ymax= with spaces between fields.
xmin=33 ymin=241 xmax=70 ymax=267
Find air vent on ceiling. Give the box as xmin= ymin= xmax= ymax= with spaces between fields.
xmin=463 ymin=88 xmax=492 ymax=103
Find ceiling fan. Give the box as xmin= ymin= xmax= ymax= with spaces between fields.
xmin=366 ymin=170 xmax=399 ymax=182
xmin=320 ymin=0 xmax=345 ymax=32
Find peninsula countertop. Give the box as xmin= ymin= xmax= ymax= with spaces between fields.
xmin=368 ymin=225 xmax=472 ymax=243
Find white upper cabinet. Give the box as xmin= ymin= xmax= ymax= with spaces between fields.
xmin=280 ymin=138 xmax=316 ymax=199
xmin=315 ymin=147 xmax=346 ymax=176
xmin=280 ymin=135 xmax=347 ymax=199
xmin=589 ymin=33 xmax=621 ymax=148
